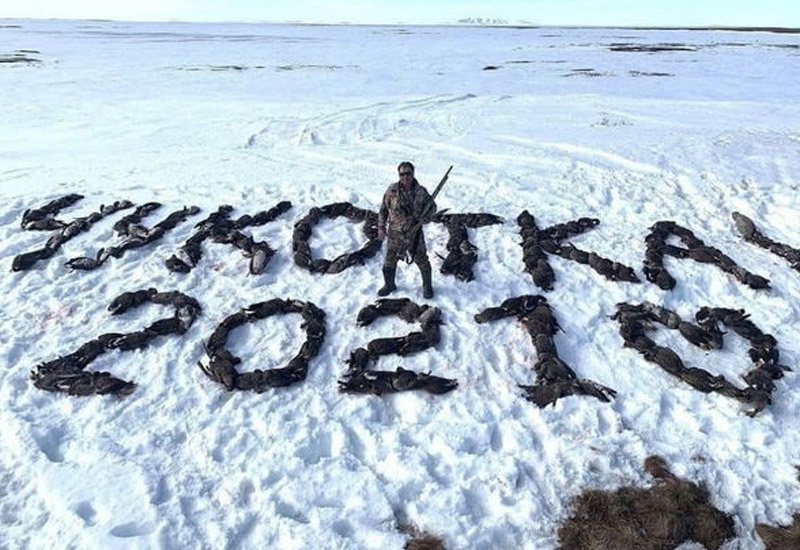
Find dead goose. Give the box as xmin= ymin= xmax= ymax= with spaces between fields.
xmin=534 ymin=354 xmax=576 ymax=383
xmin=11 ymin=247 xmax=57 ymax=272
xmin=198 ymin=349 xmax=240 ymax=391
xmin=679 ymin=367 xmax=729 ymax=393
xmin=397 ymin=331 xmax=436 ymax=356
xmin=677 ymin=321 xmax=722 ymax=351
xmin=338 ymin=368 xmax=457 ymax=396
xmin=356 ymin=305 xmax=380 ymax=327
xmin=731 ymin=211 xmax=757 ymax=240
xmin=346 ymin=348 xmax=371 ymax=371
xmin=23 ymin=218 xmax=67 ymax=231
xmin=107 ymin=288 xmax=157 ymax=315
xmin=367 ymin=336 xmax=407 ymax=357
xmin=244 ymin=299 xmax=286 ymax=320
xmin=248 ymin=242 xmax=274 ymax=275
xmin=44 ymin=370 xmax=135 ymax=396
xmin=520 ymin=379 xmax=616 ymax=408
xmin=145 ymin=317 xmax=183 ymax=336
xmin=64 ymin=248 xmax=108 ymax=271
xmin=643 ymin=346 xmax=685 ymax=376
xmin=105 ymin=331 xmax=153 ymax=351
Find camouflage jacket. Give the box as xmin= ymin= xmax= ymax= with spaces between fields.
xmin=378 ymin=180 xmax=437 ymax=237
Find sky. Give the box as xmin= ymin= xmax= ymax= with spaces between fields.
xmin=2 ymin=0 xmax=800 ymax=27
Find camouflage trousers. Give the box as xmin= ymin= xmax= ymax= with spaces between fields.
xmin=383 ymin=230 xmax=430 ymax=269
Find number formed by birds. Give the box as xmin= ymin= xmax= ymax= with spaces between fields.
xmin=292 ymin=202 xmax=382 ymax=274
xmin=198 ymin=298 xmax=326 ymax=392
xmin=31 ymin=289 xmax=201 ymax=396
xmin=339 ymin=298 xmax=458 ymax=395
xmin=475 ymin=295 xmax=617 ymax=407
xmin=612 ymin=302 xmax=789 ymax=415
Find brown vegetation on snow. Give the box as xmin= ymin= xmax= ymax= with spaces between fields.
xmin=557 ymin=456 xmax=735 ymax=550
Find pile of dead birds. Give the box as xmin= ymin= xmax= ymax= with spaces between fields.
xmin=292 ymin=202 xmax=381 ymax=274
xmin=338 ymin=298 xmax=457 ymax=395
xmin=31 ymin=289 xmax=201 ymax=396
xmin=13 ymin=194 xmax=134 ymax=271
xmin=198 ymin=298 xmax=325 ymax=392
xmin=20 ymin=193 xmax=84 ymax=231
xmin=433 ymin=212 xmax=503 ymax=281
xmin=475 ymin=295 xmax=617 ymax=407
xmin=517 ymin=210 xmax=639 ymax=291
xmin=612 ymin=302 xmax=789 ymax=415
xmin=558 ymin=455 xmax=735 ymax=550
xmin=644 ymin=220 xmax=770 ymax=290
xmin=166 ymin=201 xmax=291 ymax=275
xmin=733 ymin=211 xmax=800 ymax=273
xmin=66 ymin=202 xmax=200 ymax=270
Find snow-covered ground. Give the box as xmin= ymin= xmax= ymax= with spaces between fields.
xmin=1 ymin=18 xmax=800 ymax=549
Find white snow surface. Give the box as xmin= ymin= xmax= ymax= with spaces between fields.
xmin=2 ymin=19 xmax=800 ymax=550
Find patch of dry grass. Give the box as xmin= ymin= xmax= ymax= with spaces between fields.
xmin=757 ymin=470 xmax=800 ymax=550
xmin=398 ymin=523 xmax=446 ymax=550
xmin=756 ymin=516 xmax=800 ymax=549
xmin=557 ymin=456 xmax=735 ymax=550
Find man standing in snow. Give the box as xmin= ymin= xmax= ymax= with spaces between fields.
xmin=377 ymin=161 xmax=437 ymax=299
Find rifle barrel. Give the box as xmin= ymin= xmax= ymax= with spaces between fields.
xmin=431 ymin=165 xmax=453 ymax=199
xmin=404 ymin=165 xmax=453 ymax=263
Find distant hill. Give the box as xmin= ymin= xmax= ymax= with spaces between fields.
xmin=457 ymin=17 xmax=507 ymax=25
xmin=455 ymin=17 xmax=536 ymax=27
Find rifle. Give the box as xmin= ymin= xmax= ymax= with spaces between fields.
xmin=405 ymin=165 xmax=453 ymax=264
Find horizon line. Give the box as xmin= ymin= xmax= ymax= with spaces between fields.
xmin=2 ymin=16 xmax=799 ymax=34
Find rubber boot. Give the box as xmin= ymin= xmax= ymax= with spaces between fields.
xmin=378 ymin=266 xmax=396 ymax=296
xmin=420 ymin=263 xmax=434 ymax=299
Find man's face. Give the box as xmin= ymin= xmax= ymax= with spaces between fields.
xmin=399 ymin=168 xmax=414 ymax=186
